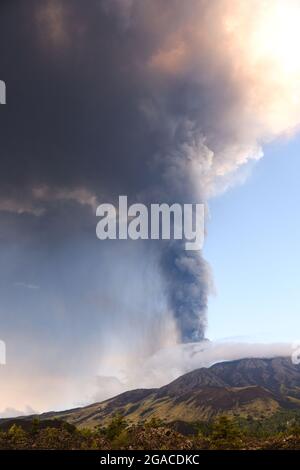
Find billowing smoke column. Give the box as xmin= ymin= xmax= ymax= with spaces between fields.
xmin=109 ymin=0 xmax=300 ymax=342
xmin=2 ymin=0 xmax=300 ymax=347
xmin=2 ymin=0 xmax=300 ymax=411
xmin=161 ymin=242 xmax=210 ymax=342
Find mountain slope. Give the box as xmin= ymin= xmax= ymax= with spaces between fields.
xmin=159 ymin=357 xmax=300 ymax=397
xmin=31 ymin=357 xmax=300 ymax=428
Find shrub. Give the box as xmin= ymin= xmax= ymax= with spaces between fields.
xmin=210 ymin=416 xmax=243 ymax=449
xmin=104 ymin=414 xmax=128 ymax=441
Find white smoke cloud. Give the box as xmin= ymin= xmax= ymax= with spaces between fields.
xmin=0 ymin=341 xmax=295 ymax=414
xmin=0 ymin=406 xmax=36 ymax=419
xmin=138 ymin=0 xmax=300 ymax=199
xmin=90 ymin=340 xmax=294 ymax=402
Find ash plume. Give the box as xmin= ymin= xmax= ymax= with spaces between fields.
xmin=1 ymin=0 xmax=300 ymax=411
xmin=160 ymin=242 xmax=210 ymax=343
xmin=107 ymin=0 xmax=300 ymax=341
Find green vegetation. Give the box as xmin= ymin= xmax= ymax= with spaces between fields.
xmin=1 ymin=410 xmax=300 ymax=450
xmin=208 ymin=416 xmax=243 ymax=449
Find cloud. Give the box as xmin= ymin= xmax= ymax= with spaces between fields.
xmin=92 ymin=340 xmax=295 ymax=397
xmin=0 ymin=341 xmax=294 ymax=414
xmin=36 ymin=0 xmax=70 ymax=49
xmin=0 ymin=406 xmax=36 ymax=419
xmin=14 ymin=282 xmax=40 ymax=290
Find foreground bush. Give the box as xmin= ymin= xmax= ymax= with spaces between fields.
xmin=0 ymin=412 xmax=300 ymax=450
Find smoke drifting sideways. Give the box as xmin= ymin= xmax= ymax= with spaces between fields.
xmin=92 ymin=341 xmax=295 ymax=402
xmin=1 ymin=0 xmax=300 ymax=411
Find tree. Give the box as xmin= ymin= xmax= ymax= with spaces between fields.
xmin=104 ymin=414 xmax=128 ymax=441
xmin=8 ymin=424 xmax=28 ymax=448
xmin=210 ymin=416 xmax=242 ymax=449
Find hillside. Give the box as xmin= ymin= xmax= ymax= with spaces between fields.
xmin=27 ymin=357 xmax=300 ymax=428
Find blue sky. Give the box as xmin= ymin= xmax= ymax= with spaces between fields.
xmin=205 ymin=135 xmax=300 ymax=343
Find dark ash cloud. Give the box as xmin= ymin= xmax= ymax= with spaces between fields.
xmin=1 ymin=0 xmax=300 ymax=410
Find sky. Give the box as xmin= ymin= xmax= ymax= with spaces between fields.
xmin=206 ymin=135 xmax=300 ymax=343
xmin=1 ymin=0 xmax=300 ymax=416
